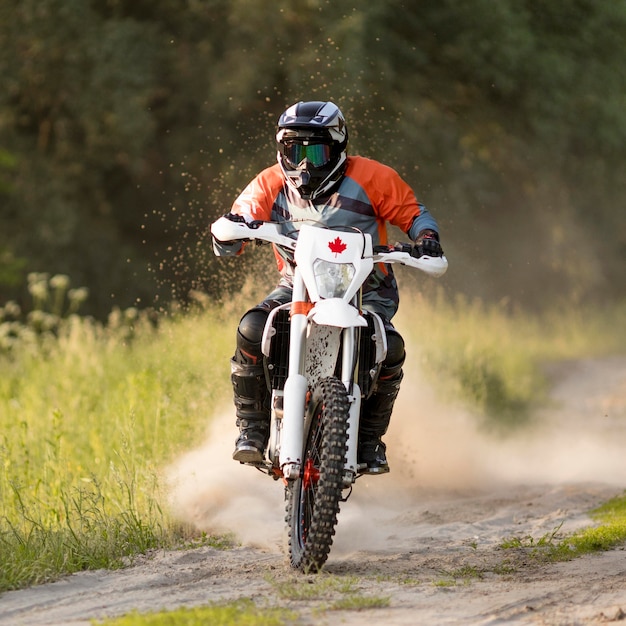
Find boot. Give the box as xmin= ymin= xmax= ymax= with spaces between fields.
xmin=358 ymin=370 xmax=403 ymax=474
xmin=231 ymin=360 xmax=270 ymax=464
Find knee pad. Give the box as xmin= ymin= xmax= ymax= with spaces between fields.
xmin=235 ymin=308 xmax=269 ymax=365
xmin=382 ymin=329 xmax=405 ymax=378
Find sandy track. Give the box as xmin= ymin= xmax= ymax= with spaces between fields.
xmin=1 ymin=356 xmax=625 ymax=625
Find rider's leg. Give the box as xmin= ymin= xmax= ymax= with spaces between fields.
xmin=231 ymin=308 xmax=270 ymax=463
xmin=231 ymin=288 xmax=291 ymax=463
xmin=358 ymin=326 xmax=405 ymax=473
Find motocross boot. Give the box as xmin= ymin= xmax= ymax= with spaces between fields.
xmin=231 ymin=360 xmax=270 ymax=464
xmin=358 ymin=367 xmax=404 ymax=474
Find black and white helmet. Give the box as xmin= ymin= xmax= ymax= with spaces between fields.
xmin=276 ymin=101 xmax=348 ymax=200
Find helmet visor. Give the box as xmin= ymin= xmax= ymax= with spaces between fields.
xmin=283 ymin=142 xmax=331 ymax=168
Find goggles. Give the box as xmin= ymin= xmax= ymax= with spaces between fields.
xmin=283 ymin=142 xmax=332 ymax=168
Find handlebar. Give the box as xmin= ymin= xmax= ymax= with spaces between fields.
xmin=372 ymin=243 xmax=448 ymax=276
xmin=211 ymin=214 xmax=296 ymax=250
xmin=211 ymin=215 xmax=448 ymax=277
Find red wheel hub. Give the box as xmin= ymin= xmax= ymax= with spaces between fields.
xmin=302 ymin=458 xmax=320 ymax=490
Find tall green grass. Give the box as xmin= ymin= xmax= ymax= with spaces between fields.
xmin=398 ymin=289 xmax=626 ymax=430
xmin=1 ymin=278 xmax=625 ymax=592
xmin=0 ymin=292 xmax=234 ymax=591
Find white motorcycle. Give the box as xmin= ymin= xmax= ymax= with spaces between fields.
xmin=211 ymin=216 xmax=448 ymax=572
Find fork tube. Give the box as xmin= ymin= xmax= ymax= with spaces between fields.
xmin=280 ymin=269 xmax=307 ymax=474
xmin=340 ymin=327 xmax=356 ymax=388
xmin=342 ymin=327 xmax=360 ymax=477
xmin=288 ymin=271 xmax=307 ymax=377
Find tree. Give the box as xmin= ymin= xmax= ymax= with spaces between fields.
xmin=1 ymin=0 xmax=624 ymax=316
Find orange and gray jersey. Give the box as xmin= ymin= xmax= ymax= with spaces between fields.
xmin=215 ymin=155 xmax=439 ymax=320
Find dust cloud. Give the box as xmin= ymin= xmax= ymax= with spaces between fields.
xmin=388 ymin=361 xmax=626 ymax=491
xmin=165 ymin=357 xmax=626 ymax=552
xmin=165 ymin=406 xmax=285 ymax=550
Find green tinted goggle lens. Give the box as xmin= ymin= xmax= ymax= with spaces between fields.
xmin=284 ymin=143 xmax=331 ymax=167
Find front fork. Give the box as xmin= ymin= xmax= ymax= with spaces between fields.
xmin=275 ymin=283 xmax=362 ymax=485
xmin=277 ymin=271 xmax=310 ymax=480
xmin=341 ymin=326 xmax=360 ymax=487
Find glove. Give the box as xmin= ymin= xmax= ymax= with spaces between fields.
xmin=414 ymin=229 xmax=443 ymax=257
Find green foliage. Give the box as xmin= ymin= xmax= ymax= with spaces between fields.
xmin=328 ymin=595 xmax=390 ymax=611
xmin=500 ymin=493 xmax=626 ymax=560
xmin=1 ymin=273 xmax=90 ymax=353
xmin=267 ymin=573 xmax=389 ymax=613
xmin=0 ymin=247 xmax=26 ymax=291
xmin=94 ymin=599 xmax=297 ymax=626
xmin=1 ymin=1 xmax=626 ymax=317
xmin=0 ymin=281 xmax=624 ymax=591
xmin=269 ymin=573 xmax=360 ymax=601
xmin=552 ymin=492 xmax=626 ymax=558
xmin=398 ymin=288 xmax=626 ymax=430
xmin=0 ymin=304 xmax=234 ymax=591
xmin=0 ymin=148 xmax=16 ymax=196
xmin=433 ymin=564 xmax=484 ymax=587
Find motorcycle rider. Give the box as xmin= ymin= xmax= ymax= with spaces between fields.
xmin=212 ymin=100 xmax=444 ymax=474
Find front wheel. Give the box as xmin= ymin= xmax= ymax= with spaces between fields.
xmin=285 ymin=376 xmax=349 ymax=572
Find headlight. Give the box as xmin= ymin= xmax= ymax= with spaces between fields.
xmin=313 ymin=259 xmax=356 ymax=299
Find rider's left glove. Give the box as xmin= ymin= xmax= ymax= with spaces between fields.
xmin=414 ymin=229 xmax=443 ymax=257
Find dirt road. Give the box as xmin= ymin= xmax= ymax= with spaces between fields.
xmin=1 ymin=356 xmax=625 ymax=625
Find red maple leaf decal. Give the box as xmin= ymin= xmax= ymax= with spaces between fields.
xmin=328 ymin=236 xmax=347 ymax=255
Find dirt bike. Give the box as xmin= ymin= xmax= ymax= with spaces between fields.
xmin=211 ymin=216 xmax=448 ymax=572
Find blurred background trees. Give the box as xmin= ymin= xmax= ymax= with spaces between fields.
xmin=1 ymin=0 xmax=624 ymax=318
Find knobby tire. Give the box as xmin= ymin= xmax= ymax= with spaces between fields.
xmin=285 ymin=376 xmax=349 ymax=572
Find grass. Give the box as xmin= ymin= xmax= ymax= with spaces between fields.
xmin=328 ymin=595 xmax=390 ymax=610
xmin=398 ymin=288 xmax=626 ymax=431
xmin=268 ymin=573 xmax=361 ymax=600
xmin=0 ymin=281 xmax=235 ymax=591
xmin=1 ymin=276 xmax=625 ymax=594
xmin=500 ymin=492 xmax=626 ymax=560
xmin=93 ymin=599 xmax=297 ymax=626
xmin=93 ymin=574 xmax=388 ymax=625
xmin=500 ymin=522 xmax=564 ymax=550
xmin=553 ymin=492 xmax=626 ymax=558
xmin=267 ymin=573 xmax=390 ymax=612
xmin=433 ymin=565 xmax=484 ymax=587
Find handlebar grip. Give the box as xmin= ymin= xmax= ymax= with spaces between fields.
xmin=410 ymin=245 xmax=423 ymax=259
xmin=394 ymin=242 xmax=413 ymax=254
xmin=223 ymin=212 xmax=247 ymax=223
xmin=376 ymin=242 xmax=425 ymax=257
xmin=373 ymin=244 xmax=393 ymax=254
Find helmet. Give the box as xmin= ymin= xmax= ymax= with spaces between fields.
xmin=276 ymin=101 xmax=348 ymax=200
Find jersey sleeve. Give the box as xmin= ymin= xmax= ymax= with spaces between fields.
xmin=347 ymin=157 xmax=439 ymax=240
xmin=231 ymin=165 xmax=283 ymax=221
xmin=375 ymin=164 xmax=439 ymax=238
xmin=212 ymin=165 xmax=283 ymax=257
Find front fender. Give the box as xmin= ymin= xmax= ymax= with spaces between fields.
xmin=308 ymin=298 xmax=368 ymax=328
